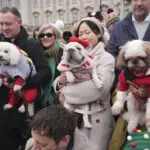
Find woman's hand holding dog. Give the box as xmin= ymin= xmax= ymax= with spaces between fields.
xmin=130 ymin=85 xmax=148 ymax=98
xmin=58 ymin=72 xmax=67 ymax=105
xmin=59 ymin=72 xmax=67 ymax=87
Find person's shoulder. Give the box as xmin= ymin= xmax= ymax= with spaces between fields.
xmin=26 ymin=36 xmax=40 ymax=44
xmin=100 ymin=50 xmax=115 ymax=65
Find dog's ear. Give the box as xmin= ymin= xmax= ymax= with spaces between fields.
xmin=143 ymin=41 xmax=150 ymax=64
xmin=116 ymin=46 xmax=125 ymax=69
xmin=9 ymin=44 xmax=21 ymax=65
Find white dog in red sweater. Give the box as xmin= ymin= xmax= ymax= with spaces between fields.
xmin=0 ymin=42 xmax=37 ymax=117
xmin=112 ymin=40 xmax=150 ymax=132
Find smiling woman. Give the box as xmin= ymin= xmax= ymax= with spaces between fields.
xmin=54 ymin=17 xmax=115 ymax=150
xmin=37 ymin=23 xmax=63 ymax=107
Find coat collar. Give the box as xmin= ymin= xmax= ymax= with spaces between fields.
xmin=123 ymin=13 xmax=138 ymax=39
xmin=122 ymin=13 xmax=150 ymax=40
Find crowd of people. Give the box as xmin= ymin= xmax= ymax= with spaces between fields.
xmin=0 ymin=0 xmax=149 ymax=149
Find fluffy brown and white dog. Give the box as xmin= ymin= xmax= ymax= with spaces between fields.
xmin=111 ymin=40 xmax=150 ymax=132
xmin=0 ymin=42 xmax=37 ymax=117
xmin=57 ymin=37 xmax=103 ymax=128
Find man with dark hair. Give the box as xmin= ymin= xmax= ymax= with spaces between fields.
xmin=0 ymin=6 xmax=51 ymax=150
xmin=27 ymin=105 xmax=76 ymax=150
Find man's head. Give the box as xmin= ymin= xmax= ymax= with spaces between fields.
xmin=0 ymin=7 xmax=22 ymax=39
xmin=30 ymin=105 xmax=76 ymax=150
xmin=131 ymin=0 xmax=150 ymax=22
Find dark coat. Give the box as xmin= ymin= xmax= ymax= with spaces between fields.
xmin=0 ymin=26 xmax=51 ymax=149
xmin=108 ymin=13 xmax=150 ymax=58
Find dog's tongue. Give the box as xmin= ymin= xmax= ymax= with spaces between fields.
xmin=132 ymin=69 xmax=147 ymax=77
xmin=69 ymin=37 xmax=89 ymax=48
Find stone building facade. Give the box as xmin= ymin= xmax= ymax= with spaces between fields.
xmin=0 ymin=0 xmax=131 ymax=29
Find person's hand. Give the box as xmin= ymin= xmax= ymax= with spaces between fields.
xmin=130 ymin=85 xmax=148 ymax=98
xmin=137 ymin=85 xmax=148 ymax=98
xmin=59 ymin=88 xmax=65 ymax=105
xmin=59 ymin=72 xmax=67 ymax=86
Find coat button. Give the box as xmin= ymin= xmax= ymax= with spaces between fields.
xmin=96 ymin=119 xmax=100 ymax=123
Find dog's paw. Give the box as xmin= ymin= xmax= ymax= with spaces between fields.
xmin=66 ymin=71 xmax=75 ymax=82
xmin=18 ymin=104 xmax=25 ymax=113
xmin=127 ymin=124 xmax=137 ymax=133
xmin=13 ymin=85 xmax=22 ymax=91
xmin=111 ymin=102 xmax=124 ymax=115
xmin=3 ymin=104 xmax=13 ymax=110
xmin=95 ymin=80 xmax=103 ymax=89
xmin=28 ymin=103 xmax=34 ymax=117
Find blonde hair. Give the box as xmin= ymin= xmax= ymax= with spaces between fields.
xmin=38 ymin=24 xmax=62 ymax=63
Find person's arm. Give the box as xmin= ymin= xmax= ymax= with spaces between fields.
xmin=64 ymin=53 xmax=115 ymax=105
xmin=23 ymin=39 xmax=51 ymax=89
xmin=107 ymin=24 xmax=119 ymax=58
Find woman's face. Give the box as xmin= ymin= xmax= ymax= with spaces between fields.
xmin=39 ymin=28 xmax=56 ymax=49
xmin=78 ymin=22 xmax=100 ymax=46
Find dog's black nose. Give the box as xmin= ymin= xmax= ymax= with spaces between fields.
xmin=133 ymin=59 xmax=138 ymax=65
xmin=0 ymin=56 xmax=2 ymax=59
xmin=68 ymin=49 xmax=75 ymax=53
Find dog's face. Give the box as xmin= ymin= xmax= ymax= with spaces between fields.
xmin=117 ymin=40 xmax=150 ymax=74
xmin=0 ymin=42 xmax=21 ymax=65
xmin=61 ymin=42 xmax=87 ymax=68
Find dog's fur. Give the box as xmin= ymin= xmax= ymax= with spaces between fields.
xmin=57 ymin=41 xmax=103 ymax=128
xmin=0 ymin=42 xmax=37 ymax=117
xmin=112 ymin=40 xmax=150 ymax=132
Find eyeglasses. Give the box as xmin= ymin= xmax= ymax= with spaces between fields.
xmin=39 ymin=33 xmax=55 ymax=38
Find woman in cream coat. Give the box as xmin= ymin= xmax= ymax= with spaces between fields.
xmin=54 ymin=17 xmax=115 ymax=150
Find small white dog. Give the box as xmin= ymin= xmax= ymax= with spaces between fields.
xmin=57 ymin=37 xmax=103 ymax=128
xmin=111 ymin=40 xmax=150 ymax=132
xmin=0 ymin=42 xmax=37 ymax=117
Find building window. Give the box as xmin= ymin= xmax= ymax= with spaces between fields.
xmin=15 ymin=0 xmax=20 ymax=8
xmin=33 ymin=12 xmax=40 ymax=26
xmin=7 ymin=0 xmax=12 ymax=6
xmin=71 ymin=8 xmax=78 ymax=21
xmin=85 ymin=6 xmax=93 ymax=13
xmin=58 ymin=0 xmax=63 ymax=6
xmin=46 ymin=0 xmax=51 ymax=6
xmin=45 ymin=11 xmax=52 ymax=23
xmin=72 ymin=0 xmax=77 ymax=4
xmin=2 ymin=0 xmax=6 ymax=7
xmin=33 ymin=0 xmax=38 ymax=8
xmin=58 ymin=9 xmax=64 ymax=21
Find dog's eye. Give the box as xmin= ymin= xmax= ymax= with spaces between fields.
xmin=4 ymin=50 xmax=8 ymax=53
xmin=76 ymin=47 xmax=81 ymax=51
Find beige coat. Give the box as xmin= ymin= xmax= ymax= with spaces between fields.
xmin=54 ymin=42 xmax=115 ymax=150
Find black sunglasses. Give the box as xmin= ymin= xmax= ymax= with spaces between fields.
xmin=39 ymin=33 xmax=55 ymax=38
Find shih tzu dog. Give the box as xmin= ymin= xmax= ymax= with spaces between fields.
xmin=111 ymin=40 xmax=150 ymax=132
xmin=57 ymin=37 xmax=103 ymax=128
xmin=0 ymin=42 xmax=37 ymax=117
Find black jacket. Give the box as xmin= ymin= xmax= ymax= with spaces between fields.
xmin=0 ymin=26 xmax=50 ymax=132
